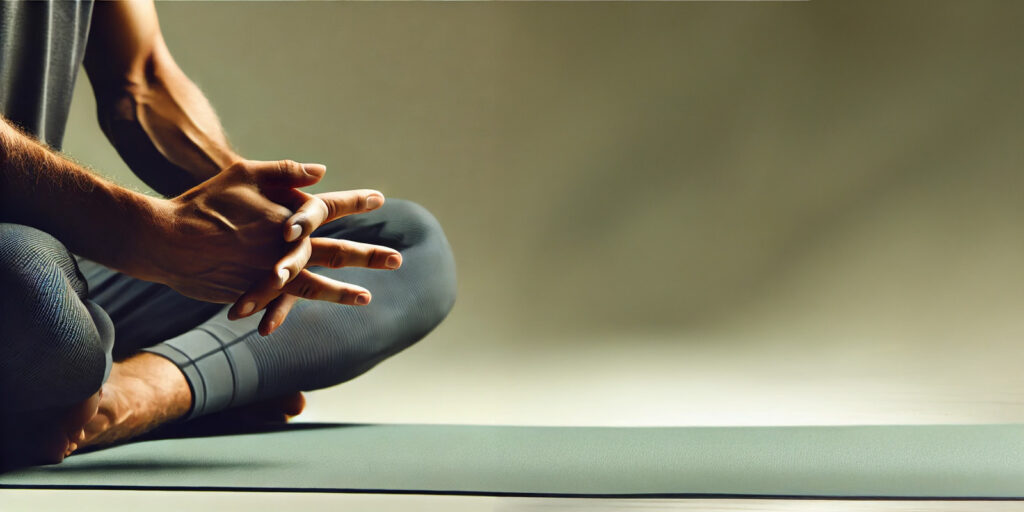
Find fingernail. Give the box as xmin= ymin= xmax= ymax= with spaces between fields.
xmin=239 ymin=301 xmax=255 ymax=316
xmin=385 ymin=255 xmax=401 ymax=268
xmin=302 ymin=163 xmax=326 ymax=177
xmin=286 ymin=223 xmax=302 ymax=242
xmin=267 ymin=320 xmax=277 ymax=333
xmin=355 ymin=294 xmax=370 ymax=305
xmin=366 ymin=195 xmax=383 ymax=209
xmin=277 ymin=268 xmax=290 ymax=287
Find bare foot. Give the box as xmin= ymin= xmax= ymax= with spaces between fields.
xmin=61 ymin=389 xmax=102 ymax=458
xmin=4 ymin=353 xmax=307 ymax=466
xmin=76 ymin=353 xmax=305 ymax=452
xmin=78 ymin=353 xmax=192 ymax=450
xmin=0 ymin=388 xmax=101 ymax=468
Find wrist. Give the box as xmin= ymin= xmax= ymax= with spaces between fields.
xmin=112 ymin=191 xmax=177 ymax=284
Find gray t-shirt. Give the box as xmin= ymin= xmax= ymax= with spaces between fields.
xmin=0 ymin=0 xmax=93 ymax=150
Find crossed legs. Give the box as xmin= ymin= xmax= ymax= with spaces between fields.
xmin=0 ymin=199 xmax=455 ymax=466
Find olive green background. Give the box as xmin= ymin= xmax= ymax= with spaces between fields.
xmin=61 ymin=1 xmax=1024 ymax=427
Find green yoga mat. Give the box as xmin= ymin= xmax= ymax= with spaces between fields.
xmin=2 ymin=423 xmax=1023 ymax=498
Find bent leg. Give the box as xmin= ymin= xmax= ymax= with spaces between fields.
xmin=0 ymin=224 xmax=113 ymax=413
xmin=0 ymin=224 xmax=115 ymax=465
xmin=78 ymin=256 xmax=223 ymax=361
xmin=143 ymin=199 xmax=457 ymax=419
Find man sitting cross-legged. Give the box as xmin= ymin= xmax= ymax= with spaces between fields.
xmin=0 ymin=0 xmax=455 ymax=467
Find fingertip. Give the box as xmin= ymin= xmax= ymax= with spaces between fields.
xmin=355 ymin=293 xmax=371 ymax=305
xmin=385 ymin=254 xmax=402 ymax=269
xmin=285 ymin=223 xmax=302 ymax=242
xmin=276 ymin=268 xmax=291 ymax=288
xmin=366 ymin=194 xmax=384 ymax=210
xmin=302 ymin=163 xmax=326 ymax=178
xmin=237 ymin=301 xmax=255 ymax=318
xmin=257 ymin=313 xmax=270 ymax=336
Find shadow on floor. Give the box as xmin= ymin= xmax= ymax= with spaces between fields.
xmin=1 ymin=419 xmax=372 ymax=474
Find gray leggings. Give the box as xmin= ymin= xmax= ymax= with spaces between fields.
xmin=0 ymin=199 xmax=456 ymax=420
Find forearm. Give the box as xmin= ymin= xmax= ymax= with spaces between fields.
xmin=0 ymin=118 xmax=168 ymax=279
xmin=89 ymin=38 xmax=238 ymax=196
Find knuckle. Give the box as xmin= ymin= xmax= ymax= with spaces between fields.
xmin=316 ymin=196 xmax=334 ymax=221
xmin=297 ymin=281 xmax=317 ymax=299
xmin=225 ymin=159 xmax=246 ymax=172
xmin=279 ymin=159 xmax=301 ymax=177
xmin=329 ymin=249 xmax=346 ymax=268
xmin=225 ymin=160 xmax=251 ymax=179
xmin=270 ymin=204 xmax=293 ymax=224
xmin=221 ymin=157 xmax=241 ymax=170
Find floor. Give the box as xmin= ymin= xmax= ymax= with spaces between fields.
xmin=5 ymin=323 xmax=1024 ymax=510
xmin=2 ymin=491 xmax=1022 ymax=511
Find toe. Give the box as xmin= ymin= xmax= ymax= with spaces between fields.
xmin=282 ymin=392 xmax=306 ymax=418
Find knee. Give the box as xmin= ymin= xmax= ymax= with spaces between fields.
xmin=0 ymin=223 xmax=84 ymax=293
xmin=0 ymin=223 xmax=63 ymax=247
xmin=379 ymin=198 xmax=448 ymax=246
xmin=322 ymin=198 xmax=457 ymax=315
xmin=0 ymin=225 xmax=111 ymax=409
xmin=0 ymin=222 xmax=99 ymax=337
xmin=309 ymin=199 xmax=456 ymax=346
xmin=385 ymin=199 xmax=457 ymax=323
xmin=0 ymin=223 xmax=62 ymax=264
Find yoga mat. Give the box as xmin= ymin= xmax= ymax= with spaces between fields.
xmin=2 ymin=423 xmax=1023 ymax=498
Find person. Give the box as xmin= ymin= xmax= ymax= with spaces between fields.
xmin=0 ymin=0 xmax=456 ymax=467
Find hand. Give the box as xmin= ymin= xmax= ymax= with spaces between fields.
xmin=227 ymin=188 xmax=404 ymax=336
xmin=135 ymin=158 xmax=323 ymax=302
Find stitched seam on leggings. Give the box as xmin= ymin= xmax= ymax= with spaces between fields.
xmin=196 ymin=326 xmax=238 ymax=408
xmin=180 ymin=330 xmax=253 ymax=362
xmin=161 ymin=343 xmax=208 ymax=417
xmin=180 ymin=327 xmax=256 ymax=412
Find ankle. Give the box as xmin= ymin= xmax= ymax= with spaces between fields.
xmin=115 ymin=353 xmax=192 ymax=424
xmin=81 ymin=353 xmax=193 ymax=448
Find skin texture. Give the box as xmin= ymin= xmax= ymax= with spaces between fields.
xmin=85 ymin=0 xmax=234 ymax=191
xmin=0 ymin=0 xmax=402 ymax=463
xmin=0 ymin=119 xmax=399 ymax=325
xmin=139 ymin=159 xmax=394 ymax=306
xmin=80 ymin=0 xmax=403 ymax=329
xmin=80 ymin=354 xmax=192 ymax=450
